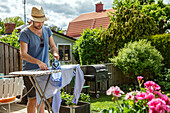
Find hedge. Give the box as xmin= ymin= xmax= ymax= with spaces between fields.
xmin=142 ymin=33 xmax=170 ymax=68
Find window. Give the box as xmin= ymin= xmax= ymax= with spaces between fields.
xmin=58 ymin=45 xmax=71 ymax=61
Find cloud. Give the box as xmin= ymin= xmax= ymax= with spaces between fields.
xmin=27 ymin=0 xmax=77 ymax=15
xmin=25 ymin=0 xmax=102 ymax=28
xmin=0 ymin=4 xmax=11 ymax=13
xmin=46 ymin=3 xmax=77 ymax=15
xmin=0 ymin=0 xmax=168 ymax=30
xmin=104 ymin=0 xmax=114 ymax=9
xmin=75 ymin=0 xmax=94 ymax=14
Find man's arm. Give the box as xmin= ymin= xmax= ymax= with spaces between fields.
xmin=49 ymin=35 xmax=60 ymax=60
xmin=20 ymin=41 xmax=48 ymax=70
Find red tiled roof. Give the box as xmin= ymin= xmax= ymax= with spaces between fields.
xmin=66 ymin=9 xmax=115 ymax=38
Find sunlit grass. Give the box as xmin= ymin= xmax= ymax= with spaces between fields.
xmin=90 ymin=93 xmax=124 ymax=112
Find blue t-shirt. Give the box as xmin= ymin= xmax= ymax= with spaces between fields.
xmin=18 ymin=26 xmax=53 ymax=70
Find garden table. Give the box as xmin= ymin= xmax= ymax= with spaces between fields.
xmin=8 ymin=69 xmax=61 ymax=113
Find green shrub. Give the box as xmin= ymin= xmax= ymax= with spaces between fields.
xmin=154 ymin=68 xmax=170 ymax=91
xmin=110 ymin=39 xmax=164 ymax=80
xmin=119 ymin=84 xmax=139 ymax=92
xmin=73 ymin=28 xmax=106 ymax=65
xmin=142 ymin=33 xmax=170 ymax=68
xmin=0 ymin=29 xmax=20 ymax=49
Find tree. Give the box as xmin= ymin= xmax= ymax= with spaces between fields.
xmin=3 ymin=16 xmax=24 ymax=27
xmin=112 ymin=0 xmax=170 ymax=34
xmin=112 ymin=0 xmax=141 ymax=10
xmin=141 ymin=0 xmax=170 ymax=34
xmin=138 ymin=0 xmax=155 ymax=5
xmin=49 ymin=24 xmax=63 ymax=32
xmin=111 ymin=0 xmax=155 ymax=11
xmin=102 ymin=6 xmax=158 ymax=59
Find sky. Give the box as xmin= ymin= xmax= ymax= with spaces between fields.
xmin=0 ymin=0 xmax=169 ymax=30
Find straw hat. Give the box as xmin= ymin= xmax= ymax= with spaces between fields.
xmin=29 ymin=6 xmax=49 ymax=22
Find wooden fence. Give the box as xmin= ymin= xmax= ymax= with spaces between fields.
xmin=0 ymin=42 xmax=22 ymax=75
xmin=105 ymin=63 xmax=131 ymax=86
xmin=63 ymin=63 xmax=131 ymax=93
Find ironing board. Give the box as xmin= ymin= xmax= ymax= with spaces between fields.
xmin=8 ymin=69 xmax=61 ymax=113
xmin=35 ymin=64 xmax=85 ymax=113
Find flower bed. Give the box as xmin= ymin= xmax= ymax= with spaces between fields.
xmin=101 ymin=76 xmax=170 ymax=113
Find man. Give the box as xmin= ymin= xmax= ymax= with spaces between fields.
xmin=19 ymin=6 xmax=59 ymax=113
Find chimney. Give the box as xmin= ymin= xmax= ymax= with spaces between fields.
xmin=4 ymin=23 xmax=16 ymax=34
xmin=95 ymin=1 xmax=103 ymax=12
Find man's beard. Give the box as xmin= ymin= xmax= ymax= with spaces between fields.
xmin=33 ymin=23 xmax=42 ymax=30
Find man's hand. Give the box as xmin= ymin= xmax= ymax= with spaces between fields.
xmin=37 ymin=61 xmax=48 ymax=70
xmin=53 ymin=53 xmax=60 ymax=60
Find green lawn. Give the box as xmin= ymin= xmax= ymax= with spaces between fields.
xmin=90 ymin=93 xmax=123 ymax=112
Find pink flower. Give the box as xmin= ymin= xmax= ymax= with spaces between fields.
xmin=153 ymin=91 xmax=163 ymax=98
xmin=106 ymin=77 xmax=170 ymax=113
xmin=153 ymin=84 xmax=161 ymax=91
xmin=125 ymin=91 xmax=140 ymax=102
xmin=137 ymin=76 xmax=143 ymax=81
xmin=135 ymin=92 xmax=147 ymax=100
xmin=106 ymin=86 xmax=124 ymax=97
xmin=106 ymin=86 xmax=114 ymax=95
xmin=144 ymin=81 xmax=155 ymax=88
xmin=147 ymin=87 xmax=154 ymax=93
xmin=165 ymin=106 xmax=170 ymax=112
xmin=148 ymin=98 xmax=170 ymax=113
xmin=125 ymin=91 xmax=135 ymax=100
xmin=145 ymin=93 xmax=155 ymax=101
xmin=144 ymin=81 xmax=161 ymax=92
xmin=160 ymin=95 xmax=170 ymax=105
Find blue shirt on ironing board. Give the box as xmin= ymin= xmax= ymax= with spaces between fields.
xmin=18 ymin=26 xmax=53 ymax=70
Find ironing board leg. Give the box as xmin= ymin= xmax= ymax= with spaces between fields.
xmin=28 ymin=76 xmax=53 ymax=113
xmin=32 ymin=75 xmax=53 ymax=113
xmin=37 ymin=74 xmax=51 ymax=113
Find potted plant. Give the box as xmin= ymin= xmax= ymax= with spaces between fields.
xmin=60 ymin=91 xmax=91 ymax=113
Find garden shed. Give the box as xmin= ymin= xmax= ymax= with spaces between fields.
xmin=52 ymin=30 xmax=77 ymax=64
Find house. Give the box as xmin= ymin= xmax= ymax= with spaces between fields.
xmin=66 ymin=1 xmax=115 ymax=39
xmin=52 ymin=30 xmax=76 ymax=63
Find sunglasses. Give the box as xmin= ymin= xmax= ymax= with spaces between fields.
xmin=40 ymin=38 xmax=44 ymax=47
